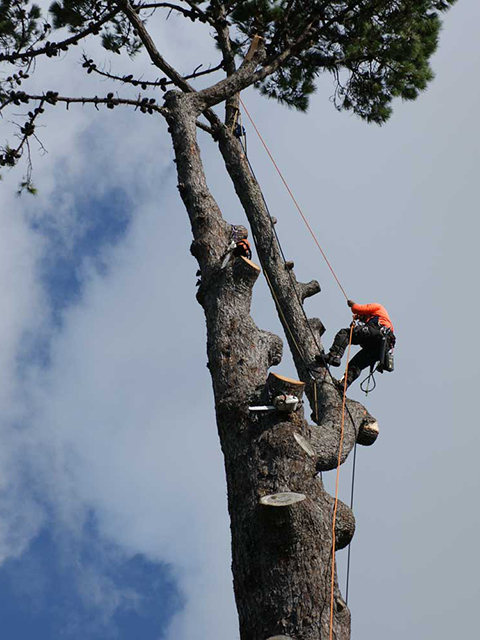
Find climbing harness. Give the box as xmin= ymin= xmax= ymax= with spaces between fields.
xmin=234 ymin=123 xmax=246 ymax=140
xmin=359 ymin=326 xmax=395 ymax=394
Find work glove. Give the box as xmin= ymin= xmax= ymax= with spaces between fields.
xmin=347 ymin=299 xmax=355 ymax=308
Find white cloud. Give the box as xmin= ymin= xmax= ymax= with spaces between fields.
xmin=0 ymin=184 xmax=237 ymax=634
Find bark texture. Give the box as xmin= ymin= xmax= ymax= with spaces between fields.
xmin=164 ymin=90 xmax=375 ymax=639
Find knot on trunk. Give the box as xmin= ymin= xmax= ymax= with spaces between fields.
xmin=308 ymin=317 xmax=326 ymax=338
xmin=258 ymin=330 xmax=283 ymax=368
xmin=333 ymin=498 xmax=356 ymax=550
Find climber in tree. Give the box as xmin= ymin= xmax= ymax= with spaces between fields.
xmin=221 ymin=225 xmax=252 ymax=268
xmin=321 ymin=301 xmax=396 ymax=388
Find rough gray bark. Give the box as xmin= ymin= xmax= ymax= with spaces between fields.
xmin=110 ymin=6 xmax=378 ymax=637
xmin=164 ymin=89 xmax=374 ymax=639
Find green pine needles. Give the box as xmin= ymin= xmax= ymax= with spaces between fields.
xmin=230 ymin=0 xmax=458 ymax=122
xmin=0 ymin=0 xmax=458 ymax=122
xmin=0 ymin=0 xmax=459 ymax=188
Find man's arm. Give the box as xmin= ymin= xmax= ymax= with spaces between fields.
xmin=349 ymin=302 xmax=382 ymax=316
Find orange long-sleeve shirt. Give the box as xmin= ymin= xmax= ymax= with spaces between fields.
xmin=351 ymin=303 xmax=394 ymax=332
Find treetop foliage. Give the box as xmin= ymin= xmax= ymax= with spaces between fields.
xmin=0 ymin=0 xmax=458 ymax=188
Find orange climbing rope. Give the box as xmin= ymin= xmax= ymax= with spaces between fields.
xmin=239 ymin=97 xmax=349 ymax=301
xmin=329 ymin=323 xmax=354 ymax=640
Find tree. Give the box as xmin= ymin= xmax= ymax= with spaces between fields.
xmin=0 ymin=1 xmax=457 ymax=638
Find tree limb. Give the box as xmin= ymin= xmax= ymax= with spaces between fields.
xmin=81 ymin=55 xmax=224 ymax=88
xmin=4 ymin=91 xmax=166 ymax=115
xmin=115 ymin=0 xmax=195 ymax=93
xmin=195 ymin=22 xmax=321 ymax=110
xmin=0 ymin=7 xmax=121 ymax=64
xmin=211 ymin=2 xmax=239 ymax=128
xmin=137 ymin=2 xmax=199 ymax=19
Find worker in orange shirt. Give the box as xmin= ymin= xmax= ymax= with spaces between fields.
xmin=321 ymin=300 xmax=396 ymax=389
xmin=221 ymin=224 xmax=252 ymax=268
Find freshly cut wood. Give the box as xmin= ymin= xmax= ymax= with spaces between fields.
xmin=357 ymin=420 xmax=379 ymax=446
xmin=293 ymin=432 xmax=314 ymax=457
xmin=260 ymin=492 xmax=306 ymax=507
xmin=267 ymin=372 xmax=305 ymax=401
xmin=266 ymin=636 xmax=293 ymax=640
xmin=240 ymin=255 xmax=261 ymax=272
xmin=245 ymin=34 xmax=262 ymax=61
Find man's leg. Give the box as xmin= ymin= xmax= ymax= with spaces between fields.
xmin=323 ymin=328 xmax=351 ymax=366
xmin=342 ymin=347 xmax=378 ymax=388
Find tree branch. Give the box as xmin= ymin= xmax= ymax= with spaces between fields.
xmin=4 ymin=91 xmax=166 ymax=115
xmin=211 ymin=2 xmax=238 ymax=128
xmin=115 ymin=0 xmax=195 ymax=93
xmin=181 ymin=0 xmax=215 ymax=26
xmin=81 ymin=54 xmax=224 ymax=89
xmin=195 ymin=22 xmax=321 ymax=110
xmin=0 ymin=98 xmax=46 ymax=169
xmin=137 ymin=2 xmax=199 ymax=19
xmin=0 ymin=7 xmax=121 ymax=64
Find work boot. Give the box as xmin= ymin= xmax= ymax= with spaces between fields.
xmin=324 ymin=351 xmax=342 ymax=367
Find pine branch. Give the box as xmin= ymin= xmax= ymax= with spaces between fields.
xmin=181 ymin=0 xmax=215 ymax=27
xmin=0 ymin=7 xmax=121 ymax=64
xmin=81 ymin=55 xmax=224 ymax=89
xmin=115 ymin=0 xmax=195 ymax=93
xmin=2 ymin=90 xmax=166 ymax=115
xmin=197 ymin=2 xmax=360 ymax=111
xmin=197 ymin=28 xmax=305 ymax=109
xmin=0 ymin=99 xmax=46 ymax=166
xmin=139 ymin=2 xmax=213 ymax=25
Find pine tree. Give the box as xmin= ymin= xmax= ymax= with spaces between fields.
xmin=0 ymin=1 xmax=457 ymax=638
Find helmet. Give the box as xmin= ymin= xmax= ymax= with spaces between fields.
xmin=232 ymin=225 xmax=248 ymax=242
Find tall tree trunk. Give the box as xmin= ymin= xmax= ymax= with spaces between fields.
xmin=164 ymin=90 xmax=376 ymax=640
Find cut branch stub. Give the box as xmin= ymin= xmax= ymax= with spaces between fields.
xmin=260 ymin=492 xmax=306 ymax=507
xmin=245 ymin=34 xmax=263 ymax=61
xmin=293 ymin=432 xmax=315 ymax=457
xmin=266 ymin=636 xmax=294 ymax=640
xmin=299 ymin=279 xmax=321 ymax=301
xmin=307 ymin=317 xmax=326 ymax=338
xmin=357 ymin=419 xmax=379 ymax=446
xmin=267 ymin=373 xmax=305 ymax=401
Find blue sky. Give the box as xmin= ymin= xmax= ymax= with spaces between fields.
xmin=1 ymin=182 xmax=182 ymax=638
xmin=0 ymin=2 xmax=479 ymax=639
xmin=0 ymin=526 xmax=182 ymax=639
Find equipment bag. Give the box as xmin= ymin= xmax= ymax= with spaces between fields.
xmin=377 ymin=328 xmax=395 ymax=373
xmin=382 ymin=350 xmax=395 ymax=372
